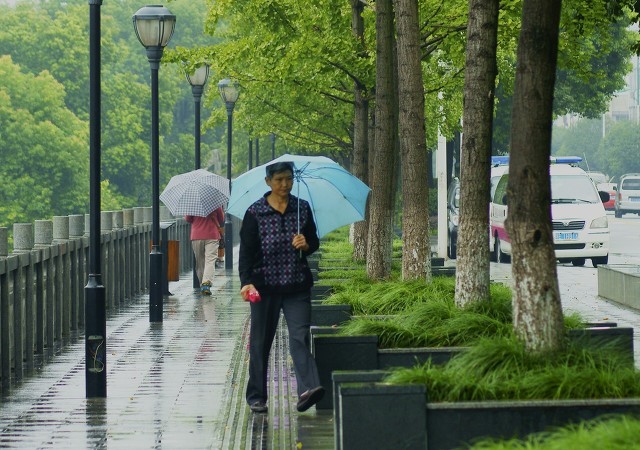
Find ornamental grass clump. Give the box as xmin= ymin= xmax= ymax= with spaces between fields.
xmin=338 ymin=290 xmax=514 ymax=348
xmin=323 ymin=276 xmax=458 ymax=316
xmin=384 ymin=335 xmax=640 ymax=402
xmin=469 ymin=415 xmax=640 ymax=450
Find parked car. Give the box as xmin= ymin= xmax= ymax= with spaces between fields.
xmin=586 ymin=171 xmax=608 ymax=186
xmin=490 ymin=163 xmax=610 ymax=267
xmin=447 ymin=178 xmax=459 ymax=259
xmin=615 ymin=173 xmax=640 ymax=218
xmin=597 ymin=182 xmax=616 ymax=211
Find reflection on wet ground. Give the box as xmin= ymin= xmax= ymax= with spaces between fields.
xmin=0 ymin=271 xmax=334 ymax=449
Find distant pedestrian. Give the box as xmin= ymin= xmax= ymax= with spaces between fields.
xmin=216 ymin=207 xmax=226 ymax=269
xmin=238 ymin=161 xmax=324 ymax=414
xmin=186 ymin=206 xmax=225 ymax=295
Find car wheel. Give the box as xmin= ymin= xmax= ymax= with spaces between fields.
xmin=449 ymin=235 xmax=457 ymax=260
xmin=571 ymin=258 xmax=585 ymax=267
xmin=615 ymin=209 xmax=622 ymax=218
xmin=592 ymin=255 xmax=609 ymax=268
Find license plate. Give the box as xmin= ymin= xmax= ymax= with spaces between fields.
xmin=631 ymin=197 xmax=640 ymax=202
xmin=554 ymin=232 xmax=578 ymax=241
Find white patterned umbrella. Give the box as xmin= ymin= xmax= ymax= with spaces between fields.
xmin=160 ymin=169 xmax=230 ymax=217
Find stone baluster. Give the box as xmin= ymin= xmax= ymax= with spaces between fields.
xmin=13 ymin=223 xmax=34 ymax=253
xmin=69 ymin=215 xmax=85 ymax=238
xmin=53 ymin=216 xmax=69 ymax=243
xmin=34 ymin=220 xmax=53 ymax=248
xmin=0 ymin=227 xmax=7 ymax=257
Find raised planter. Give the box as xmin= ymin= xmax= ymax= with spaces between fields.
xmin=567 ymin=326 xmax=634 ymax=362
xmin=311 ymin=303 xmax=352 ymax=326
xmin=338 ymin=382 xmax=427 ymax=450
xmin=332 ymin=370 xmax=389 ymax=450
xmin=336 ymin=383 xmax=640 ymax=450
xmin=312 ymin=332 xmax=464 ymax=410
xmin=310 ymin=284 xmax=334 ymax=301
xmin=378 ymin=347 xmax=465 ymax=368
xmin=312 ymin=334 xmax=379 ymax=410
xmin=426 ymin=398 xmax=640 ymax=450
xmin=312 ymin=326 xmax=633 ymax=410
xmin=598 ymin=264 xmax=640 ymax=311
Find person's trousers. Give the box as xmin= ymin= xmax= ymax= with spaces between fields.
xmin=191 ymin=239 xmax=219 ymax=285
xmin=246 ymin=291 xmax=321 ymax=405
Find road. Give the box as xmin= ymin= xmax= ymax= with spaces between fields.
xmin=609 ymin=212 xmax=640 ymax=264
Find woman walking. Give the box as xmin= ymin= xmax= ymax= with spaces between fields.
xmin=238 ymin=161 xmax=324 ymax=413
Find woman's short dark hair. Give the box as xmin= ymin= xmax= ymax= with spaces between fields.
xmin=266 ymin=161 xmax=294 ymax=178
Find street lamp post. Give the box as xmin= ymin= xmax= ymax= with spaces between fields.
xmin=133 ymin=5 xmax=176 ymax=322
xmin=85 ymin=0 xmax=106 ymax=398
xmin=185 ymin=64 xmax=209 ymax=288
xmin=217 ymin=78 xmax=240 ymax=271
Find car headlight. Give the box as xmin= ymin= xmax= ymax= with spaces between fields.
xmin=590 ymin=216 xmax=608 ymax=229
xmin=451 ymin=215 xmax=459 ymax=227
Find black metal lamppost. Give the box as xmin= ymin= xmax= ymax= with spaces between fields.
xmin=132 ymin=5 xmax=176 ymax=322
xmin=185 ymin=64 xmax=210 ymax=170
xmin=185 ymin=64 xmax=209 ymax=287
xmin=85 ymin=0 xmax=106 ymax=398
xmin=217 ymin=78 xmax=240 ymax=271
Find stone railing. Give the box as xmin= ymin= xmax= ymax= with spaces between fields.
xmin=0 ymin=206 xmax=191 ymax=388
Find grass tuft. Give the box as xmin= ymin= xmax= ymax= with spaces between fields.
xmin=384 ymin=335 xmax=640 ymax=402
xmin=469 ymin=415 xmax=640 ymax=449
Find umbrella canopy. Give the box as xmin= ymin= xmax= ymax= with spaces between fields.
xmin=160 ymin=169 xmax=230 ymax=217
xmin=227 ymin=154 xmax=371 ymax=237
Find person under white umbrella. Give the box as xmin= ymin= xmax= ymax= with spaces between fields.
xmin=185 ymin=206 xmax=224 ymax=295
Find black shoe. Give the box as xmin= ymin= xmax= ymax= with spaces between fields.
xmin=250 ymin=401 xmax=268 ymax=413
xmin=296 ymin=386 xmax=325 ymax=412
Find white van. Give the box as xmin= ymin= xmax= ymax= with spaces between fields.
xmin=489 ymin=163 xmax=610 ymax=267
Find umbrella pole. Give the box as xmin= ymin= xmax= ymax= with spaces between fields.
xmin=297 ymin=178 xmax=302 ymax=258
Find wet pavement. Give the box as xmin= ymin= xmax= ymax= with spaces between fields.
xmin=0 ymin=252 xmax=333 ymax=449
xmin=1 ymin=254 xmax=639 ymax=449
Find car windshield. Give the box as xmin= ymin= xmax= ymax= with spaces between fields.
xmin=621 ymin=179 xmax=640 ymax=190
xmin=551 ymin=175 xmax=600 ymax=203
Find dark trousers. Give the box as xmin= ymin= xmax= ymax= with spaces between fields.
xmin=246 ymin=291 xmax=321 ymax=404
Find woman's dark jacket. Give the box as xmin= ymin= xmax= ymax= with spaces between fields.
xmin=238 ymin=193 xmax=319 ymax=294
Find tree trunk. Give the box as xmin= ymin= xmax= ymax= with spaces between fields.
xmin=351 ymin=0 xmax=370 ymax=262
xmin=367 ymin=0 xmax=397 ymax=280
xmin=507 ymin=0 xmax=564 ymax=353
xmin=394 ymin=0 xmax=431 ymax=280
xmin=454 ymin=0 xmax=499 ymax=306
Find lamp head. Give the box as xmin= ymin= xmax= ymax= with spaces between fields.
xmin=132 ymin=5 xmax=176 ymax=49
xmin=186 ymin=64 xmax=210 ymax=87
xmin=217 ymin=78 xmax=240 ymax=105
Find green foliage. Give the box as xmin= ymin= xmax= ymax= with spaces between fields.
xmin=384 ymin=335 xmax=640 ymax=402
xmin=337 ymin=284 xmax=514 ymax=348
xmin=598 ymin=121 xmax=640 ymax=181
xmin=552 ymin=118 xmax=605 ymax=172
xmin=0 ymin=55 xmax=88 ymax=226
xmin=470 ymin=415 xmax=640 ymax=450
xmin=0 ymin=0 xmax=222 ymax=225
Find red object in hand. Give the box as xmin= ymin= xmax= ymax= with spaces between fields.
xmin=247 ymin=289 xmax=261 ymax=303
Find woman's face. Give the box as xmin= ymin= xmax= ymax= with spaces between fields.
xmin=266 ymin=170 xmax=294 ymax=196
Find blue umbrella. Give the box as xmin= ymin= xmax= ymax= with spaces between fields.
xmin=227 ymin=154 xmax=371 ymax=237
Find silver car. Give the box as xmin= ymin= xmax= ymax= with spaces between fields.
xmin=615 ymin=173 xmax=640 ymax=218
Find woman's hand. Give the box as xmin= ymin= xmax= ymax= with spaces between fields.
xmin=292 ymin=234 xmax=309 ymax=252
xmin=240 ymin=284 xmax=256 ymax=301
